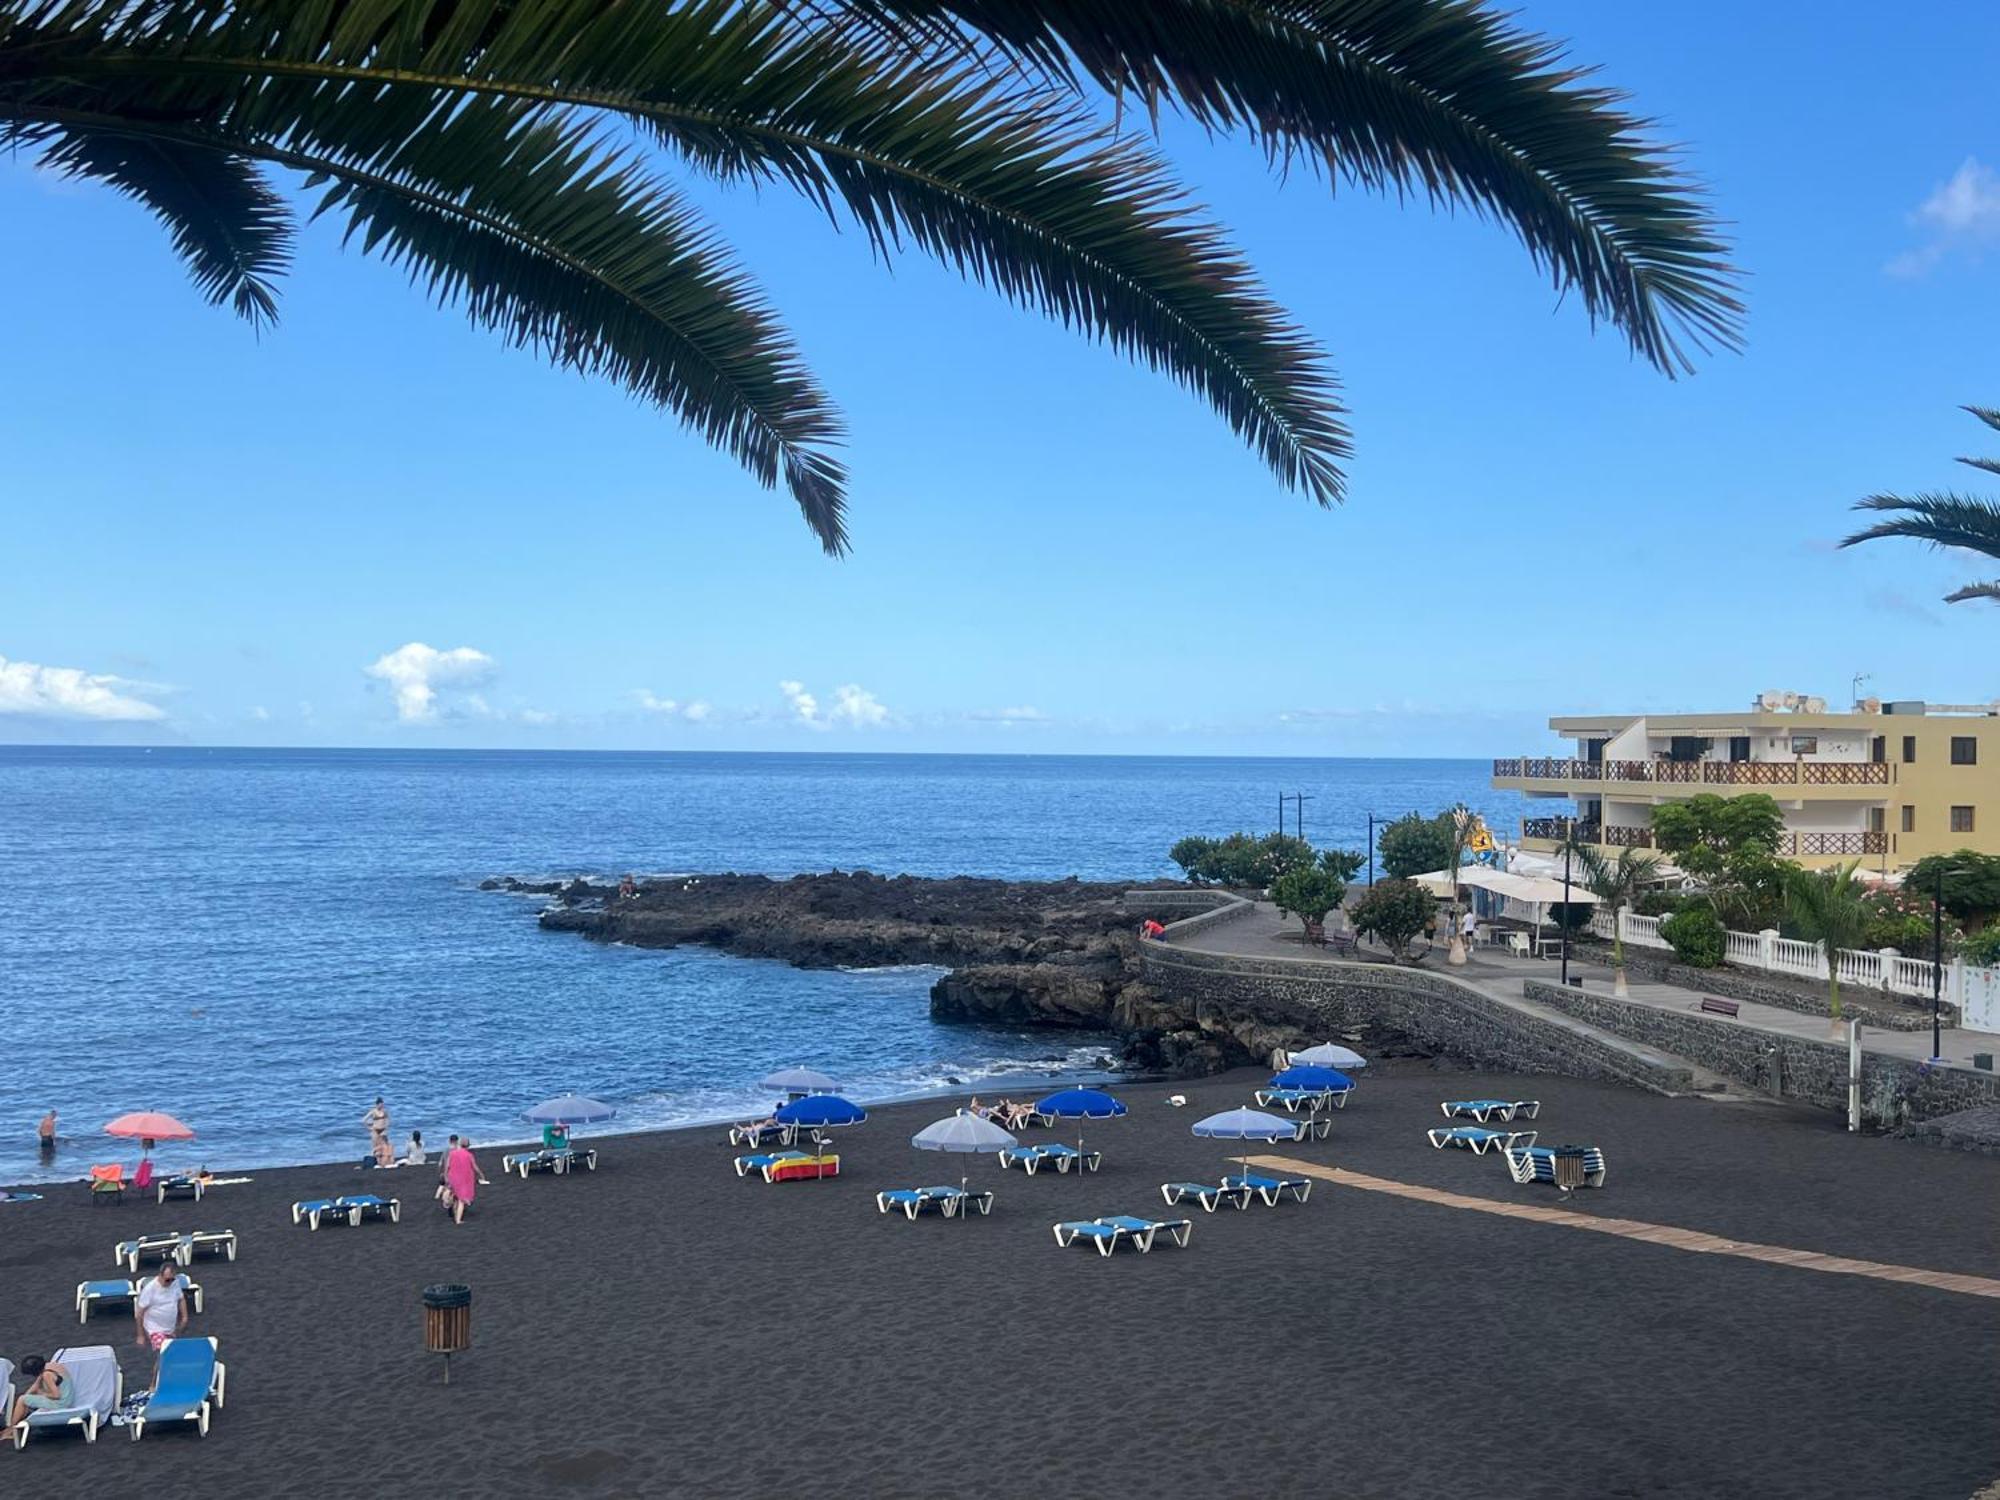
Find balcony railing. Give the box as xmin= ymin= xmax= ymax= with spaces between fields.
xmin=1495 ymin=757 xmax=1890 ymax=787
xmin=1782 ymin=830 xmax=1887 ymax=856
xmin=1601 ymin=825 xmax=1655 ymax=848
xmin=1521 ymin=817 xmax=1599 ymax=843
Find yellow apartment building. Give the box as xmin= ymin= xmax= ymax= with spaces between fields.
xmin=1493 ymin=696 xmax=2000 ymax=871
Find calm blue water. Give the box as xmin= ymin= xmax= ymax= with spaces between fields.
xmin=4 ymin=748 xmax=1525 ymax=1182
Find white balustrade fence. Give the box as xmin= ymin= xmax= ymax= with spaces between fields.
xmin=1605 ymin=906 xmax=1993 ymax=1031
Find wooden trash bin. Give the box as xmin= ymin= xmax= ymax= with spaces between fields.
xmin=423 ymin=1283 xmax=471 ymax=1382
xmin=1550 ymin=1147 xmax=1589 ymax=1196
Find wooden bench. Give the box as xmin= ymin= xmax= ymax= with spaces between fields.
xmin=1328 ymin=931 xmax=1359 ymax=958
xmin=1696 ymin=996 xmax=1740 ymax=1019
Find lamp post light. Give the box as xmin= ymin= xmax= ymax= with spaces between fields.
xmin=1366 ymin=813 xmax=1380 ymax=888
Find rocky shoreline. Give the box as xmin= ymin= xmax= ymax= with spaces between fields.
xmin=482 ymin=871 xmax=1372 ymax=1075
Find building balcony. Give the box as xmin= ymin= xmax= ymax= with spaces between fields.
xmin=1493 ymin=757 xmax=1891 ymax=794
xmin=1518 ymin=820 xmax=1884 ymax=859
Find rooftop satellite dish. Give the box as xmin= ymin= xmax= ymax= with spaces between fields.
xmin=1803 ymin=696 xmax=1826 ymax=714
xmin=1757 ymin=691 xmax=1784 ymax=712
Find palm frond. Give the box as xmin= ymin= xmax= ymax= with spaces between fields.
xmin=824 ymin=0 xmax=1743 ymax=373
xmin=1840 ymin=493 xmax=2000 ymax=559
xmin=1957 ymin=456 xmax=2000 ymax=480
xmin=1964 ymin=405 xmax=2000 ymax=435
xmin=56 ymin=0 xmax=1349 ymax=507
xmin=1943 ymin=580 xmax=2000 ymax=606
xmin=21 ymin=123 xmax=291 ymax=326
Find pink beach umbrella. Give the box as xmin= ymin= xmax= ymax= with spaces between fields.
xmin=104 ymin=1111 xmax=195 ymax=1146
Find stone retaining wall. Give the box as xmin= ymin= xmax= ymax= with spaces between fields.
xmin=1123 ymin=889 xmax=1253 ymax=938
xmin=1607 ymin=947 xmax=1954 ymax=1032
xmin=1521 ymin=979 xmax=1999 ymax=1125
xmin=1139 ymin=943 xmax=1693 ymax=1095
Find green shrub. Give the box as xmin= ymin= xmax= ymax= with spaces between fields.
xmin=1962 ymin=925 xmax=2000 ymax=967
xmin=1348 ymin=879 xmax=1437 ymax=963
xmin=1377 ymin=812 xmax=1454 ymax=880
xmin=1633 ymin=889 xmax=1683 ymax=918
xmin=1660 ymin=905 xmax=1726 ymax=968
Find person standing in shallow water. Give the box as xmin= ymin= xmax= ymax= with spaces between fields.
xmin=37 ymin=1108 xmax=57 ymax=1155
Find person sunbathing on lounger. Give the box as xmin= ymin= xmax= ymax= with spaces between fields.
xmin=4 ymin=1355 xmax=71 ymax=1441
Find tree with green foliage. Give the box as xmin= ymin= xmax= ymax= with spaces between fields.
xmin=1783 ymin=861 xmax=1873 ymax=1021
xmin=1840 ymin=406 xmax=2000 ymax=604
xmin=1271 ymin=866 xmax=1350 ymax=943
xmin=1319 ymin=849 xmax=1366 ymax=883
xmin=1652 ymin=793 xmax=1791 ymax=929
xmin=0 ymin=0 xmax=1740 ymax=554
xmin=1660 ymin=905 xmax=1725 ymax=968
xmin=1377 ymin=812 xmax=1453 ymax=880
xmin=1906 ymin=850 xmax=2000 ymax=925
xmin=1169 ymin=831 xmax=1317 ymax=888
xmin=1349 ymin=879 xmax=1436 ymax=964
xmin=1573 ymin=846 xmax=1663 ymax=975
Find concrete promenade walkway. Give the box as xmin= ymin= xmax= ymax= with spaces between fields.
xmin=1170 ymin=900 xmax=1998 ymax=1075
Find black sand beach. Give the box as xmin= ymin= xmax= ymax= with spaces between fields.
xmin=6 ymin=1068 xmax=1998 ymax=1500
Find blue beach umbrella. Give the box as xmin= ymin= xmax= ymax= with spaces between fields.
xmin=760 ymin=1067 xmax=839 ymax=1096
xmin=523 ymin=1094 xmax=618 ymax=1125
xmin=912 ymin=1111 xmax=1017 ymax=1209
xmin=1270 ymin=1065 xmax=1353 ymax=1092
xmin=1192 ymin=1108 xmax=1301 ymax=1193
xmin=1033 ymin=1088 xmax=1127 ymax=1177
xmin=774 ymin=1094 xmax=868 ymax=1129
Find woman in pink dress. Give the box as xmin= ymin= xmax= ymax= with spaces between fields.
xmin=443 ymin=1138 xmax=489 ymax=1225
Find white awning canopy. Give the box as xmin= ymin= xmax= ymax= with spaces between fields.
xmin=1411 ymin=867 xmax=1599 ymax=904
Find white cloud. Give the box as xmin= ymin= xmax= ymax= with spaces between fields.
xmin=1887 ymin=158 xmax=2000 ymax=277
xmin=967 ymin=705 xmax=1047 ymax=723
xmin=634 ymin=691 xmax=712 ymax=723
xmin=0 ymin=654 xmax=166 ymax=721
xmin=249 ymin=705 xmax=270 ymax=721
xmin=517 ymin=708 xmax=558 ymax=726
xmin=779 ymin=679 xmax=821 ymax=727
xmin=829 ymin=683 xmax=889 ymax=727
xmin=364 ymin=642 xmax=495 ymax=723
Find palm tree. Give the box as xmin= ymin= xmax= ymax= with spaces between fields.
xmin=1573 ymin=844 xmax=1662 ymax=993
xmin=0 ymin=1 xmax=1741 ymax=553
xmin=1784 ymin=861 xmax=1872 ymax=1024
xmin=1841 ymin=406 xmax=2000 ymax=601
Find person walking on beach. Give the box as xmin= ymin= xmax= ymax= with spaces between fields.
xmin=443 ymin=1136 xmax=489 ymax=1225
xmin=134 ymin=1260 xmax=190 ymax=1384
xmin=3 ymin=1355 xmax=72 ymax=1442
xmin=37 ymin=1108 xmax=57 ymax=1155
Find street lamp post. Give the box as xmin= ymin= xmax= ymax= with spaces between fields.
xmin=1560 ymin=816 xmax=1574 ymax=987
xmin=1366 ymin=813 xmax=1379 ymax=888
xmin=1932 ymin=863 xmax=1945 ymax=1064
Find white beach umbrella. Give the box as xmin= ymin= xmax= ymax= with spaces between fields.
xmin=912 ymin=1111 xmax=1017 ymax=1211
xmin=1288 ymin=1043 xmax=1368 ymax=1071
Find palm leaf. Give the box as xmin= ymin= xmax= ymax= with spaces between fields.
xmin=1840 ymin=493 xmax=2000 ymax=559
xmin=824 ymin=0 xmax=1744 ymax=372
xmin=29 ymin=124 xmax=291 ymax=326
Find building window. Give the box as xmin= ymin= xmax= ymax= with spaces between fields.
xmin=1952 ymin=736 xmax=1977 ymax=765
xmin=1902 ymin=805 xmax=1916 ymax=833
xmin=1790 ymin=734 xmax=1818 ymax=755
xmin=1903 ymin=735 xmax=1917 ymax=764
xmin=1952 ymin=806 xmax=1975 ymax=833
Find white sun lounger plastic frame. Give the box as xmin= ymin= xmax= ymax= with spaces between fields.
xmin=1440 ymin=1100 xmax=1541 ymax=1123
xmin=1505 ymin=1145 xmax=1607 ymax=1190
xmin=1000 ymin=1144 xmax=1101 ymax=1176
xmin=76 ymin=1278 xmax=203 ymax=1323
xmin=128 ymin=1336 xmax=226 ymax=1442
xmin=1427 ymin=1126 xmax=1538 ymax=1155
xmin=875 ymin=1186 xmax=995 ymax=1220
xmin=12 ymin=1344 xmax=122 ymax=1448
xmin=1222 ymin=1173 xmax=1311 ymax=1207
xmin=1160 ymin=1181 xmax=1253 ymax=1212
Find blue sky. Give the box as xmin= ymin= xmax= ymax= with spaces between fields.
xmin=4 ymin=3 xmax=1998 ymax=755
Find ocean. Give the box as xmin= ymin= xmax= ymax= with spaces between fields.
xmin=3 ymin=747 xmax=1527 ymax=1181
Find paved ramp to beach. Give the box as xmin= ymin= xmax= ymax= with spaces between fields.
xmin=5 ymin=1066 xmax=1997 ymax=1499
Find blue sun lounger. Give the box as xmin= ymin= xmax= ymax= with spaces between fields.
xmin=1427 ymin=1126 xmax=1538 ymax=1155
xmin=1505 ymin=1145 xmax=1607 ymax=1190
xmin=1440 ymin=1099 xmax=1541 ymax=1123
xmin=734 ymin=1149 xmax=808 ymax=1178
xmin=1253 ymin=1084 xmax=1352 ymax=1112
xmin=1222 ymin=1172 xmax=1311 ymax=1207
xmin=1001 ymin=1143 xmax=1101 ymax=1175
xmin=503 ymin=1147 xmax=598 ymax=1177
xmin=1160 ymin=1181 xmax=1252 ymax=1212
xmin=876 ymin=1186 xmax=994 ymax=1220
xmin=76 ymin=1278 xmax=203 ymax=1323
xmin=129 ymin=1336 xmax=226 ymax=1441
xmin=182 ymin=1229 xmax=237 ymax=1262
xmin=291 ymin=1195 xmax=398 ymax=1229
xmin=728 ymin=1120 xmax=796 ymax=1149
xmin=155 ymin=1174 xmax=203 ymax=1206
xmin=114 ymin=1234 xmax=189 ymax=1274
xmin=1096 ymin=1214 xmax=1191 ymax=1249
xmin=10 ymin=1344 xmax=121 ymax=1448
